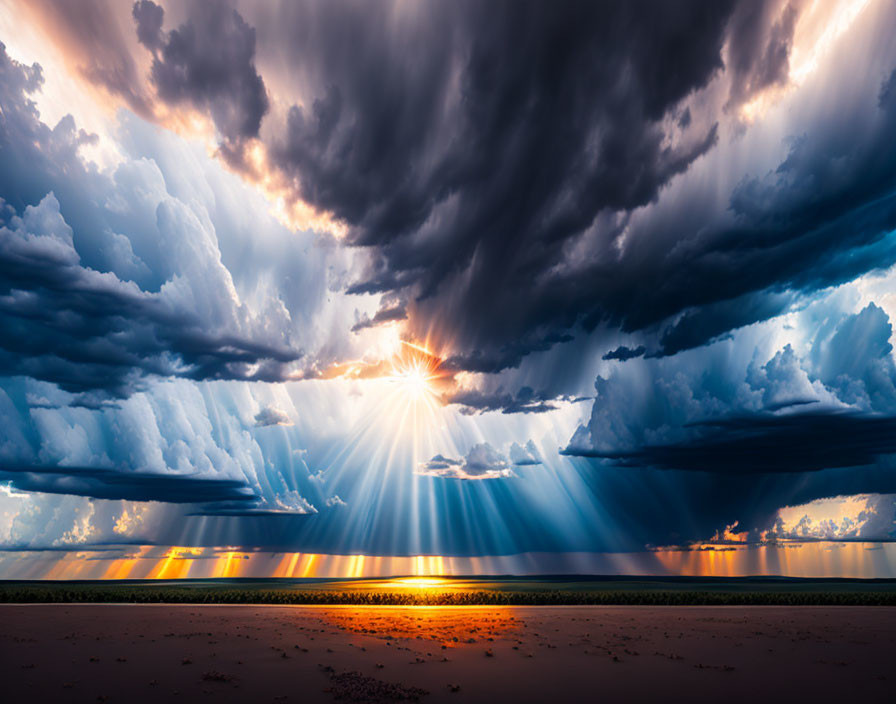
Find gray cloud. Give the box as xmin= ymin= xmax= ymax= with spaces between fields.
xmin=132 ymin=0 xmax=164 ymax=51
xmin=135 ymin=0 xmax=269 ymax=141
xmin=0 ymin=463 xmax=255 ymax=504
xmin=350 ymin=302 xmax=407 ymax=333
xmin=445 ymin=385 xmax=560 ymax=415
xmin=603 ymin=345 xmax=647 ymax=362
xmin=568 ymin=412 xmax=896 ymax=474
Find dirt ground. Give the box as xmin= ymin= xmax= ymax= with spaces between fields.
xmin=1 ymin=604 xmax=893 ymax=703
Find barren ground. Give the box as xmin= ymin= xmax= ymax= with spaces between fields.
xmin=1 ymin=605 xmax=893 ymax=703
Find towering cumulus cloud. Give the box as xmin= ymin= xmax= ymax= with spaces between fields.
xmin=1 ymin=1 xmax=896 ymax=568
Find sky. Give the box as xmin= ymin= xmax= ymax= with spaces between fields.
xmin=1 ymin=0 xmax=896 ymax=579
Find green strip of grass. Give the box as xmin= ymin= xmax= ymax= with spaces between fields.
xmin=1 ymin=587 xmax=895 ymax=605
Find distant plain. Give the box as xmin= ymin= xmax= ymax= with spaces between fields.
xmin=2 ymin=575 xmax=896 ymax=605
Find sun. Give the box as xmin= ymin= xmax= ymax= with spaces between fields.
xmin=387 ymin=341 xmax=444 ymax=402
xmin=398 ymin=365 xmax=430 ymax=399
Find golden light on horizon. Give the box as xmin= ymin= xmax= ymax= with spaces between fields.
xmin=2 ymin=542 xmax=895 ymax=581
xmin=380 ymin=576 xmax=451 ymax=589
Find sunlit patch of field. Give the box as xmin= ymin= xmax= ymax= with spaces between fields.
xmin=320 ymin=605 xmax=520 ymax=645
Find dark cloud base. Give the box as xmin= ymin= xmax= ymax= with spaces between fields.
xmin=565 ymin=411 xmax=896 ymax=474
xmin=0 ymin=464 xmax=255 ymax=504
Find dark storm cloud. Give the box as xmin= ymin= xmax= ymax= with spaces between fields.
xmin=655 ymin=291 xmax=798 ymax=357
xmin=0 ymin=541 xmax=146 ymax=553
xmin=0 ymin=464 xmax=256 ymax=504
xmin=266 ymin=0 xmax=731 ymax=240
xmin=253 ymin=0 xmax=734 ymax=369
xmin=602 ymin=345 xmax=647 ymax=362
xmin=237 ymin=0 xmax=894 ymax=380
xmin=135 ymin=0 xmax=268 ymax=141
xmin=132 ymin=0 xmax=163 ymax=51
xmin=560 ymin=50 xmax=896 ymax=363
xmin=0 ymin=460 xmax=314 ymax=517
xmin=19 ymin=1 xmax=896 ymax=387
xmin=350 ymin=302 xmax=407 ymax=333
xmin=188 ymin=506 xmax=312 ymax=517
xmin=588 ymin=54 xmax=896 ymax=360
xmin=446 ymin=385 xmax=559 ymax=415
xmin=565 ymin=412 xmax=896 ymax=474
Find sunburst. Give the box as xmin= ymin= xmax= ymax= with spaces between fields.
xmin=387 ymin=341 xmax=445 ymax=402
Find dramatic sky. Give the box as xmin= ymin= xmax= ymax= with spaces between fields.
xmin=1 ymin=0 xmax=896 ymax=578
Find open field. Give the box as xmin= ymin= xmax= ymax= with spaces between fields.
xmin=2 ymin=576 xmax=896 ymax=605
xmin=1 ymin=603 xmax=894 ymax=703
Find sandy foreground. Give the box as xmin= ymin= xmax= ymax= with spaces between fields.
xmin=1 ymin=604 xmax=893 ymax=703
